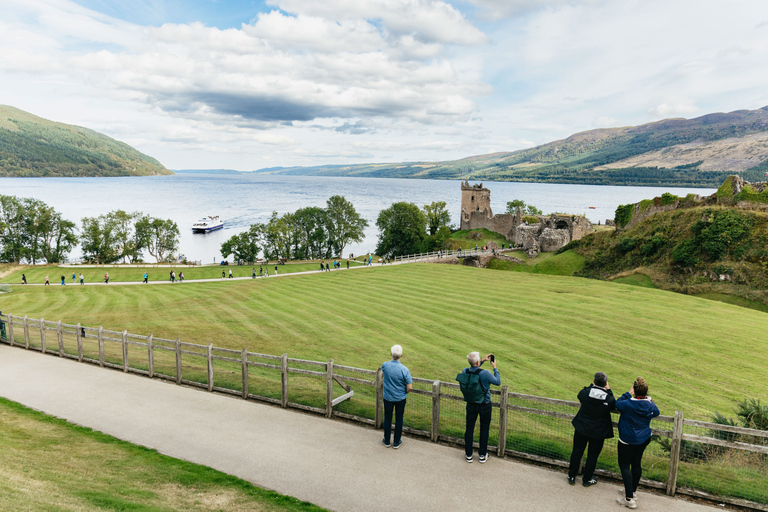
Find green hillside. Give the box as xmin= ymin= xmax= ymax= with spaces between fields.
xmin=0 ymin=105 xmax=171 ymax=177
xmin=268 ymin=106 xmax=768 ymax=187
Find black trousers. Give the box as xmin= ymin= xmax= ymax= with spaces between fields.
xmin=568 ymin=430 xmax=605 ymax=481
xmin=383 ymin=399 xmax=406 ymax=444
xmin=465 ymin=401 xmax=492 ymax=457
xmin=618 ymin=438 xmax=651 ymax=498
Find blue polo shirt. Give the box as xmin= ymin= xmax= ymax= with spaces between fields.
xmin=382 ymin=359 xmax=412 ymax=402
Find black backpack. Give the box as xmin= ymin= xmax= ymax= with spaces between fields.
xmin=456 ymin=367 xmax=485 ymax=404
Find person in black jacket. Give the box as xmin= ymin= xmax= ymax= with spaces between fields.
xmin=567 ymin=371 xmax=615 ymax=487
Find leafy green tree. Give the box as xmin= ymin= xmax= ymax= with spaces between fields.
xmin=0 ymin=195 xmax=27 ymax=263
xmin=375 ymin=202 xmax=427 ymax=258
xmin=505 ymin=199 xmax=542 ymax=216
xmin=107 ymin=210 xmax=143 ymax=263
xmin=81 ymin=214 xmax=120 ymax=264
xmin=422 ymin=201 xmax=452 ymax=236
xmin=293 ymin=206 xmax=329 ymax=259
xmin=325 ymin=195 xmax=368 ymax=257
xmin=135 ymin=216 xmax=180 ymax=263
xmin=260 ymin=212 xmax=295 ymax=260
xmin=37 ymin=208 xmax=77 ymax=264
xmin=220 ymin=229 xmax=261 ymax=263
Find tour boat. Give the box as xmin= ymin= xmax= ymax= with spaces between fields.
xmin=191 ymin=215 xmax=224 ymax=233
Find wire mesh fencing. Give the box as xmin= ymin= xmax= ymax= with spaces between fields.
xmin=0 ymin=311 xmax=766 ymax=510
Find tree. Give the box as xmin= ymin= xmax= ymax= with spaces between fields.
xmin=505 ymin=199 xmax=542 ymax=216
xmin=422 ymin=201 xmax=452 ymax=236
xmin=375 ymin=202 xmax=427 ymax=258
xmin=81 ymin=214 xmax=120 ymax=264
xmin=324 ymin=195 xmax=368 ymax=257
xmin=136 ymin=216 xmax=180 ymax=263
xmin=259 ymin=212 xmax=295 ymax=260
xmin=0 ymin=195 xmax=26 ymax=263
xmin=293 ymin=206 xmax=329 ymax=260
xmin=220 ymin=228 xmax=260 ymax=263
xmin=107 ymin=210 xmax=143 ymax=263
xmin=37 ymin=209 xmax=77 ymax=264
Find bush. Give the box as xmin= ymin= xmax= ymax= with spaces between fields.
xmin=614 ymin=204 xmax=634 ymax=228
xmin=660 ymin=192 xmax=679 ymax=206
xmin=672 ymin=239 xmax=699 ymax=267
xmin=640 ymin=235 xmax=667 ymax=257
xmin=618 ymin=237 xmax=638 ymax=254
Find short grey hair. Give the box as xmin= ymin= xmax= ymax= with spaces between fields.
xmin=467 ymin=351 xmax=480 ymax=365
xmin=391 ymin=344 xmax=403 ymax=359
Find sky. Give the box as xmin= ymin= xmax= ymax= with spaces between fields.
xmin=2 ymin=0 xmax=768 ymax=171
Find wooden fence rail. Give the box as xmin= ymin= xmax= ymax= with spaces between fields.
xmin=0 ymin=311 xmax=765 ymax=511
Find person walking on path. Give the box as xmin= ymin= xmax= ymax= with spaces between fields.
xmin=616 ymin=377 xmax=660 ymax=509
xmin=567 ymin=371 xmax=615 ymax=487
xmin=79 ymin=273 xmax=84 ymax=285
xmin=228 ymin=269 xmax=233 ymax=279
xmin=60 ymin=275 xmax=65 ymax=285
xmin=143 ymin=272 xmax=148 ymax=284
xmin=381 ymin=344 xmax=412 ymax=449
xmin=222 ymin=270 xmax=226 ymax=280
xmin=179 ymin=272 xmax=184 ymax=283
xmin=72 ymin=272 xmax=76 ymax=283
xmin=259 ymin=266 xmax=263 ymax=277
xmin=252 ymin=267 xmax=256 ymax=279
xmin=22 ymin=274 xmax=27 ymax=285
xmin=320 ymin=262 xmax=324 ymax=272
xmin=170 ymin=271 xmax=175 ymax=283
xmin=346 ymin=260 xmax=350 ymax=269
xmin=45 ymin=275 xmax=49 ymax=285
xmin=104 ymin=273 xmax=109 ymax=284
xmin=274 ymin=265 xmax=278 ymax=276
xmin=457 ymin=352 xmax=500 ymax=463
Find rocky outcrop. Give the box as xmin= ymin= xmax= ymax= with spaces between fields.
xmin=539 ymin=228 xmax=571 ymax=252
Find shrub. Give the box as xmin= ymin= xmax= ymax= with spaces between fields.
xmin=618 ymin=237 xmax=638 ymax=254
xmin=614 ymin=204 xmax=634 ymax=228
xmin=672 ymin=239 xmax=699 ymax=267
xmin=640 ymin=235 xmax=667 ymax=257
xmin=660 ymin=192 xmax=679 ymax=206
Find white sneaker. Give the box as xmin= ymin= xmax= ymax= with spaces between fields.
xmin=617 ymin=497 xmax=637 ymax=509
xmin=618 ymin=489 xmax=638 ymax=500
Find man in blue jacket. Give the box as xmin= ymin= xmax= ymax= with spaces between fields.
xmin=567 ymin=371 xmax=615 ymax=487
xmin=461 ymin=351 xmax=501 ymax=463
xmin=381 ymin=344 xmax=412 ymax=449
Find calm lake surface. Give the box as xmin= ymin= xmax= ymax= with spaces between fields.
xmin=0 ymin=174 xmax=715 ymax=262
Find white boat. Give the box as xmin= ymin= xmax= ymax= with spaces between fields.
xmin=191 ymin=216 xmax=224 ymax=233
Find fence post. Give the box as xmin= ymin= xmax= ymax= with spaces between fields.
xmin=280 ymin=353 xmax=288 ymax=408
xmin=375 ymin=367 xmax=383 ymax=429
xmin=666 ymin=410 xmax=684 ymax=496
xmin=23 ymin=316 xmax=29 ymax=349
xmin=40 ymin=318 xmax=46 ymax=353
xmin=207 ymin=343 xmax=213 ymax=392
xmin=122 ymin=330 xmax=128 ymax=372
xmin=175 ymin=338 xmax=182 ymax=384
xmin=241 ymin=348 xmax=248 ymax=399
xmin=147 ymin=335 xmax=154 ymax=378
xmin=57 ymin=321 xmax=63 ymax=357
xmin=326 ymin=359 xmax=334 ymax=418
xmin=7 ymin=314 xmax=14 ymax=346
xmin=431 ymin=380 xmax=441 ymax=442
xmin=76 ymin=323 xmax=82 ymax=361
xmin=98 ymin=327 xmax=104 ymax=367
xmin=497 ymin=385 xmax=509 ymax=458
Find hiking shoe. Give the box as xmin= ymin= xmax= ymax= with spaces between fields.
xmin=617 ymin=497 xmax=637 ymax=509
xmin=618 ymin=489 xmax=638 ymax=500
xmin=478 ymin=454 xmax=488 ymax=463
xmin=382 ymin=438 xmax=390 ymax=448
xmin=393 ymin=440 xmax=402 ymax=449
xmin=567 ymin=476 xmax=575 ymax=485
xmin=583 ymin=477 xmax=598 ymax=487
xmin=466 ymin=455 xmax=473 ymax=463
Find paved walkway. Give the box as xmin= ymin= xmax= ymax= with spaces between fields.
xmin=0 ymin=345 xmax=717 ymax=512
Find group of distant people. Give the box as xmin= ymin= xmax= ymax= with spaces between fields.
xmin=380 ymin=347 xmax=658 ymax=510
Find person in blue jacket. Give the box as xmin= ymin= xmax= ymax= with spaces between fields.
xmin=381 ymin=344 xmax=412 ymax=449
xmin=461 ymin=351 xmax=500 ymax=464
xmin=615 ymin=376 xmax=660 ymax=509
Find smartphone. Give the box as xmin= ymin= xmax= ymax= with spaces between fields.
xmin=490 ymin=354 xmax=495 ymax=363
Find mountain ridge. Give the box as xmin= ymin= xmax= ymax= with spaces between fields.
xmin=0 ymin=105 xmax=171 ymax=177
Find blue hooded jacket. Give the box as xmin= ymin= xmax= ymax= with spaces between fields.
xmin=615 ymin=392 xmax=660 ymax=444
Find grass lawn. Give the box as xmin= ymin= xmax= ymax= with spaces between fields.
xmin=0 ymin=397 xmax=326 ymax=512
xmin=486 ymin=250 xmax=586 ymax=276
xmin=694 ymin=291 xmax=768 ymax=314
xmin=0 ymin=263 xmax=766 ymax=420
xmin=611 ymin=273 xmax=657 ymax=288
xmin=0 ymin=261 xmax=363 ymax=285
xmin=445 ymin=228 xmax=510 ymax=250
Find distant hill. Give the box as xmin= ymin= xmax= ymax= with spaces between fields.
xmin=273 ymin=106 xmax=768 ymax=187
xmin=0 ymin=105 xmax=171 ymax=177
xmin=174 ymin=169 xmax=241 ymax=174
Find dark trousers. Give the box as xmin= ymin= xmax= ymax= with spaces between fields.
xmin=383 ymin=399 xmax=406 ymax=444
xmin=568 ymin=430 xmax=605 ymax=481
xmin=465 ymin=401 xmax=492 ymax=457
xmin=618 ymin=438 xmax=651 ymax=498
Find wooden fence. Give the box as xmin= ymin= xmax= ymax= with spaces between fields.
xmin=0 ymin=312 xmax=766 ymax=511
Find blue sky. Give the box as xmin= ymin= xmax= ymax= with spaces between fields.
xmin=2 ymin=0 xmax=768 ymax=171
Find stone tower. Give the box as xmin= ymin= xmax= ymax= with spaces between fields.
xmin=460 ymin=180 xmax=493 ymax=230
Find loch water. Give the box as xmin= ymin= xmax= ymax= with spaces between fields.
xmin=0 ymin=174 xmax=715 ymax=262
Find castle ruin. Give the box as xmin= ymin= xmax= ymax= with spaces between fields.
xmin=459 ymin=180 xmax=593 ymax=257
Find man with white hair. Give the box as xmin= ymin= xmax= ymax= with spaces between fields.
xmin=381 ymin=344 xmax=413 ymax=449
xmin=458 ymin=351 xmax=500 ymax=463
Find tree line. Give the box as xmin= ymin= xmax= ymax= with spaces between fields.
xmin=0 ymin=194 xmax=179 ymax=264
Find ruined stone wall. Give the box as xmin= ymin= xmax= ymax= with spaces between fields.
xmin=460 ymin=180 xmax=493 ymax=230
